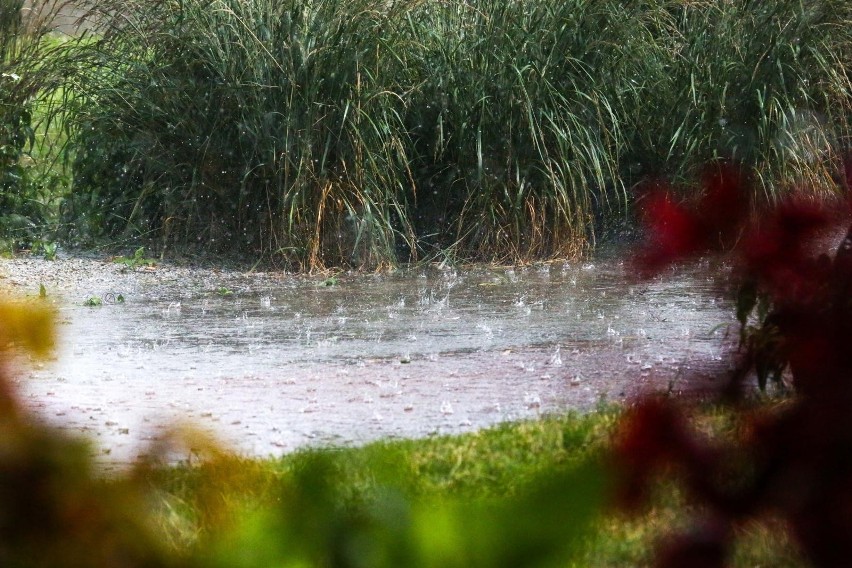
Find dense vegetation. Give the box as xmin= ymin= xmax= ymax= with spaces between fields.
xmin=0 ymin=0 xmax=72 ymax=251
xmin=4 ymin=1 xmax=852 ymax=565
xmin=3 ymin=163 xmax=845 ymax=568
xmin=2 ymin=0 xmax=851 ymax=267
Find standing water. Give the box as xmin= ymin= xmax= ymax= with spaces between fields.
xmin=2 ymin=253 xmax=736 ymax=468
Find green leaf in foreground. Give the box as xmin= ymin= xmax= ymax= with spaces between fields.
xmin=191 ymin=442 xmax=611 ymax=568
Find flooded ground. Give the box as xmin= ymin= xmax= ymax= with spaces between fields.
xmin=1 ymin=252 xmax=738 ymax=469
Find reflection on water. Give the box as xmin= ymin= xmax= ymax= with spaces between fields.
xmin=13 ymin=254 xmax=737 ymax=468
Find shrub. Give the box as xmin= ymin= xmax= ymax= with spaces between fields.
xmin=0 ymin=300 xmax=180 ymax=567
xmin=1 ymin=0 xmax=41 ymax=247
xmin=615 ymin=161 xmax=852 ymax=566
xmin=401 ymin=0 xmax=646 ymax=260
xmin=0 ymin=0 xmax=80 ymax=251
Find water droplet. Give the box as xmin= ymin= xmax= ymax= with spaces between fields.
xmin=524 ymin=392 xmax=541 ymax=408
xmin=549 ymin=346 xmax=562 ymax=366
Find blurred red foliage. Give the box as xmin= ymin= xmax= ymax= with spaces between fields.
xmin=615 ymin=162 xmax=852 ymax=567
xmin=633 ymin=165 xmax=749 ymax=273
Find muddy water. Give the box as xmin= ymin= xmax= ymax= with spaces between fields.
xmin=2 ymin=253 xmax=737 ymax=469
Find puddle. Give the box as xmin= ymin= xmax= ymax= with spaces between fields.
xmin=2 ymin=253 xmax=738 ymax=469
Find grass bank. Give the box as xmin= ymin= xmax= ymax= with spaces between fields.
xmin=143 ymin=405 xmax=805 ymax=567
xmin=36 ymin=0 xmax=850 ymax=268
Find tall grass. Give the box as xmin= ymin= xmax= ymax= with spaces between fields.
xmin=403 ymin=0 xmax=640 ymax=260
xmin=63 ymin=0 xmax=419 ymax=268
xmin=59 ymin=0 xmax=852 ymax=267
xmin=627 ymin=1 xmax=852 ymax=199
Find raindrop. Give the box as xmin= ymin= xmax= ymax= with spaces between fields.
xmin=523 ymin=392 xmax=541 ymax=408
xmin=549 ymin=346 xmax=562 ymax=366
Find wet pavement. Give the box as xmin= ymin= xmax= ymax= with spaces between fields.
xmin=1 ymin=252 xmax=738 ymax=469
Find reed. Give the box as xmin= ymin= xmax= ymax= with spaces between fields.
xmin=64 ymin=0 xmax=419 ymax=268
xmin=402 ymin=0 xmax=638 ymax=261
xmin=628 ymin=0 xmax=852 ymax=200
xmin=58 ymin=0 xmax=852 ymax=267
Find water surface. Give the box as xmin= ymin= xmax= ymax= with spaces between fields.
xmin=3 ymin=254 xmax=737 ymax=468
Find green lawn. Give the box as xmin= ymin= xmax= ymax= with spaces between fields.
xmin=143 ymin=405 xmax=806 ymax=567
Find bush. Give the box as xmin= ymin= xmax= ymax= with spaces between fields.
xmin=400 ymin=0 xmax=643 ymax=260
xmin=1 ymin=0 xmax=39 ymax=247
xmin=0 ymin=0 xmax=78 ymax=251
xmin=0 ymin=300 xmax=179 ymax=567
